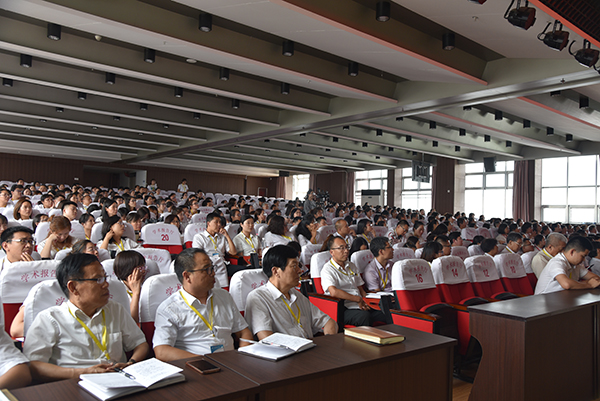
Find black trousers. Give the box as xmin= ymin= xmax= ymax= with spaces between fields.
xmin=343 ymin=308 xmax=387 ymax=327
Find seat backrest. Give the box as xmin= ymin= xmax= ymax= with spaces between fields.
xmin=415 ymin=248 xmax=423 ymax=259
xmin=90 ymin=222 xmax=104 ymax=243
xmin=316 ymin=225 xmax=336 ymax=243
xmin=22 ymin=280 xmax=66 ymax=336
xmin=350 ymin=249 xmax=374 ymax=274
xmin=141 ymin=224 xmax=182 ymax=246
xmin=450 ymin=246 xmax=469 ymax=260
xmin=69 ymin=221 xmax=87 ymax=240
xmin=478 ymin=227 xmax=492 ymax=238
xmin=387 ymin=218 xmax=398 ymax=229
xmin=229 ymin=268 xmax=269 ymax=313
xmin=19 ymin=219 xmax=33 ymax=230
xmin=48 ymin=209 xmax=62 ymax=218
xmin=54 ymin=248 xmax=73 ymax=261
xmin=431 ymin=256 xmax=470 ymax=286
xmin=461 ymin=227 xmax=479 ymax=241
xmin=256 ymin=225 xmax=268 ymax=239
xmin=226 ymin=224 xmax=240 ymax=239
xmin=139 ymin=273 xmax=182 ymax=324
xmin=34 ymin=221 xmax=50 ymax=245
xmin=183 ymin=223 xmax=204 ymax=248
xmin=521 ymin=250 xmax=539 ymax=274
xmin=464 ymin=255 xmax=500 ymax=283
xmin=309 ymin=251 xmax=331 ymax=294
xmin=391 ymin=247 xmax=416 ymax=263
xmin=300 ymin=244 xmax=322 ymax=268
xmin=107 ymin=278 xmax=132 ymax=314
xmin=190 ymin=213 xmax=207 ymax=228
xmin=468 ymin=245 xmax=484 ymax=257
xmin=198 ymin=207 xmax=214 ymax=214
xmin=134 ymin=248 xmax=172 ymax=274
xmin=123 ymin=222 xmax=136 ymax=242
xmin=494 ymin=253 xmax=527 ymax=279
xmin=372 ymin=226 xmax=388 ymax=238
xmin=391 ymin=259 xmax=441 ymax=311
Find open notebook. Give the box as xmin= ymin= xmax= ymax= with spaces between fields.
xmin=79 ymin=358 xmax=185 ymax=401
xmin=238 ymin=333 xmax=316 ymax=361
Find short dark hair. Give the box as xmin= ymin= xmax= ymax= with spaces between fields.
xmin=174 ymin=248 xmax=207 ymax=283
xmin=480 ymin=238 xmax=498 ymax=253
xmin=448 ymin=232 xmax=461 ymax=244
xmin=79 ymin=213 xmax=94 ymax=225
xmin=114 ymin=250 xmax=146 ymax=281
xmin=206 ymin=212 xmax=220 ymax=224
xmin=262 ymin=245 xmax=298 ymax=278
xmin=71 ymin=239 xmax=94 ymax=254
xmin=1 ymin=226 xmax=34 ymax=245
xmin=506 ymin=232 xmax=523 ymax=244
xmin=370 ymin=236 xmax=389 ymax=258
xmin=61 ymin=200 xmax=77 ymax=212
xmin=564 ymin=236 xmax=593 ymax=254
xmin=101 ymin=215 xmax=122 ymax=242
xmin=57 ymin=253 xmax=99 ymax=297
xmin=421 ymin=241 xmax=443 ymax=263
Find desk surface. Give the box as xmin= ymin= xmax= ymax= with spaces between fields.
xmin=207 ymin=324 xmax=456 ymax=386
xmin=10 ymin=358 xmax=259 ymax=401
xmin=468 ymin=288 xmax=600 ymax=321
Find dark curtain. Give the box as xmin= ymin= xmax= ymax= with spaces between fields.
xmin=309 ymin=174 xmax=316 ymax=192
xmin=276 ymin=177 xmax=287 ymax=199
xmin=346 ymin=172 xmax=355 ymax=203
xmin=512 ymin=160 xmax=533 ymax=220
xmin=431 ymin=165 xmax=437 ymax=211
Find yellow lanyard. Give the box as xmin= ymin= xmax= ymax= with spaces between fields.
xmin=283 ymin=235 xmax=292 ymax=241
xmin=244 ymin=234 xmax=257 ymax=252
xmin=361 ymin=234 xmax=371 ymax=243
xmin=208 ymin=234 xmax=219 ymax=251
xmin=69 ymin=308 xmax=110 ymax=361
xmin=377 ymin=264 xmax=390 ymax=288
xmin=281 ymin=297 xmax=302 ymax=328
xmin=330 ymin=259 xmax=356 ymax=277
xmin=180 ymin=292 xmax=214 ymax=335
xmin=542 ymin=249 xmax=553 ymax=259
xmin=116 ymin=240 xmax=124 ymax=251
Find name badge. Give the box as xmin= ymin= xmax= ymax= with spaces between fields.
xmin=210 ymin=344 xmax=224 ymax=353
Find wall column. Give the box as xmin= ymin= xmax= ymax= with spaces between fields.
xmin=433 ymin=157 xmax=456 ymax=214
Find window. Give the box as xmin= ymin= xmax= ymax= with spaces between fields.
xmin=464 ymin=161 xmax=513 ymax=218
xmin=355 ymin=170 xmax=388 ymax=205
xmin=292 ymin=174 xmax=309 ymax=201
xmin=401 ymin=167 xmax=431 ymax=211
xmin=541 ymin=156 xmax=599 ymax=223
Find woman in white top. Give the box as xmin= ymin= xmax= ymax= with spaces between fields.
xmin=177 ymin=179 xmax=189 ymax=193
xmin=233 ymin=215 xmax=262 ymax=257
xmin=262 ymin=215 xmax=292 ymax=248
xmin=295 ymin=215 xmax=319 ymax=247
xmin=78 ymin=213 xmax=95 ymax=240
xmin=496 ymin=223 xmax=509 ymax=245
xmin=13 ymin=198 xmax=33 ymax=221
xmin=98 ymin=215 xmax=139 ymax=256
xmin=113 ymin=250 xmax=146 ymax=324
xmin=356 ymin=219 xmax=374 ymax=245
xmin=38 ymin=216 xmax=75 ymax=259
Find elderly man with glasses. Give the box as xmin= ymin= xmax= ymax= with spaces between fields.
xmin=23 ymin=253 xmax=149 ymax=382
xmin=153 ymin=248 xmax=252 ymax=361
xmin=321 ymin=236 xmax=387 ymax=327
xmin=0 ymin=227 xmax=36 ymax=272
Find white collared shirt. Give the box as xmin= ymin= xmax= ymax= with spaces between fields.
xmin=363 ymin=258 xmax=393 ymax=292
xmin=24 ymin=300 xmax=145 ymax=368
xmin=262 ymin=232 xmax=291 ymax=248
xmin=333 ymin=232 xmax=354 ymax=246
xmin=0 ymin=300 xmax=28 ymax=376
xmin=192 ymin=231 xmax=231 ymax=288
xmin=245 ymin=282 xmax=330 ymax=339
xmin=320 ymin=258 xmax=363 ymax=309
xmin=232 ymin=232 xmax=261 ymax=257
xmin=535 ymin=253 xmax=589 ymax=295
xmin=152 ymin=288 xmax=247 ymax=356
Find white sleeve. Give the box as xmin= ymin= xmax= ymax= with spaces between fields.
xmin=151 ymin=302 xmax=179 ymax=348
xmin=244 ymin=290 xmax=272 ymax=335
xmin=23 ymin=311 xmax=58 ymax=362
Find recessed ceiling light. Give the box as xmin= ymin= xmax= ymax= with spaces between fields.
xmin=186 ymin=58 xmax=197 ymax=64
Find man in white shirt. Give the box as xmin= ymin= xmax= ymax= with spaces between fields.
xmin=387 ymin=219 xmax=408 ymax=247
xmin=0 ymin=227 xmax=35 ymax=272
xmin=0 ymin=188 xmax=11 ymax=209
xmin=153 ymin=249 xmax=251 ymax=360
xmin=0 ymin=302 xmax=30 ymax=389
xmin=500 ymin=232 xmax=523 ymax=254
xmin=245 ymin=245 xmax=337 ymax=339
xmin=531 ymin=233 xmax=567 ymax=278
xmin=321 ymin=236 xmax=387 ymax=326
xmin=333 ymin=219 xmax=354 ymax=246
xmin=480 ymin=238 xmax=499 ymax=257
xmin=192 ymin=212 xmax=237 ymax=288
xmin=61 ymin=200 xmax=79 ymax=221
xmin=24 ymin=253 xmax=149 ymax=382
xmin=363 ymin=237 xmax=393 ymax=292
xmin=535 ymin=237 xmax=600 ymax=295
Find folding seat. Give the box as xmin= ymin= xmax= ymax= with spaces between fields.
xmin=415 ymin=248 xmax=424 ymax=259
xmin=0 ymin=260 xmax=59 ymax=333
xmin=521 ymin=251 xmax=539 ymax=288
xmin=198 ymin=206 xmax=214 ymax=214
xmin=464 ymin=255 xmax=517 ymax=300
xmin=493 ymin=253 xmax=534 ymax=295
xmin=288 ymin=225 xmax=298 ymax=240
xmin=332 ymin=217 xmax=344 ymax=224
xmin=183 ymin=223 xmax=204 ymax=249
xmin=300 ymin=244 xmax=322 ymax=271
xmin=387 ymin=218 xmax=398 ymax=229
xmin=139 ymin=273 xmax=182 ymax=350
xmin=256 ymin=224 xmax=268 ymax=239
xmin=371 ymin=226 xmax=388 ymax=238
xmin=391 ymin=246 xmax=415 ymax=263
xmin=34 ymin=222 xmax=50 ymax=249
xmin=69 ymin=221 xmax=87 ymax=241
xmin=226 ymin=223 xmax=240 ymax=239
xmin=141 ymin=223 xmax=183 ymax=255
xmin=468 ymin=245 xmax=484 ymax=257
xmin=309 ymin=251 xmax=332 ymax=294
xmin=478 ymin=227 xmax=492 ymax=238
xmin=134 ymin=248 xmax=172 ymax=274
xmin=350 ymin=249 xmax=373 ymax=276
xmin=450 ymin=246 xmax=469 ymax=260
xmin=90 ymin=223 xmax=104 ymax=243
xmin=122 ymin=222 xmax=136 ymax=242
xmin=228 ymin=268 xmax=268 ymax=316
xmin=461 ymin=227 xmax=479 ymax=242
xmin=48 ymin=209 xmax=62 ymax=218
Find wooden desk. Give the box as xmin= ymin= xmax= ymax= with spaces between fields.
xmin=10 ymin=358 xmax=259 ymax=401
xmin=469 ymin=290 xmax=600 ymax=401
xmin=208 ymin=324 xmax=456 ymax=401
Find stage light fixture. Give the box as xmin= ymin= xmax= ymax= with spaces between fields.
xmin=78 ymin=92 xmax=87 ymax=100
xmin=2 ymin=78 xmax=13 ymax=87
xmin=455 ymin=146 xmax=461 ymax=152
xmin=232 ymin=99 xmax=240 ymax=109
xmin=484 ymin=135 xmax=491 ymax=142
xmin=348 ymin=61 xmax=359 ymax=77
xmin=144 ymin=48 xmax=156 ymax=63
xmin=282 ymin=40 xmax=294 ymax=57
xmin=429 ymin=121 xmax=436 ymax=129
xmin=376 ymin=1 xmax=390 ymax=22
xmin=326 ymin=148 xmax=331 ymax=152
xmin=352 ymin=152 xmax=357 ymax=156
xmin=550 ymin=90 xmax=561 ymax=97
xmin=376 ymin=129 xmax=383 ymax=136
xmin=333 ymin=137 xmax=339 ymax=142
xmin=281 ymin=82 xmax=290 ymax=95
xmin=105 ymin=72 xmax=115 ymax=84
xmin=538 ymin=21 xmax=569 ymax=51
xmin=199 ymin=13 xmax=212 ymax=32
xmin=219 ymin=67 xmax=230 ymax=81
xmin=396 ymin=116 xmax=403 ymax=121
xmin=459 ymin=128 xmax=466 ymax=136
xmin=56 ymin=107 xmax=64 ymax=113
xmin=523 ymin=119 xmax=531 ymax=128
xmin=506 ymin=140 xmax=512 ymax=147
xmin=174 ymin=87 xmax=183 ymax=98
xmin=463 ymin=105 xmax=472 ymax=111
xmin=432 ymin=141 xmax=438 ymax=147
xmin=569 ymin=39 xmax=599 ymax=68
xmin=113 ymin=116 xmax=120 ymax=121
xmin=362 ymin=142 xmax=368 ymax=148
xmin=375 ymin=156 xmax=380 ymax=159
xmin=389 ymin=147 xmax=394 ymax=152
xmin=442 ymin=33 xmax=455 ymax=51
xmin=139 ymin=103 xmax=148 ymax=111
xmin=343 ymin=126 xmax=350 ymax=130
xmin=412 ymin=151 xmax=417 ymax=156
xmin=20 ymin=54 xmax=32 ymax=68
xmin=504 ymin=0 xmax=536 ymax=31
xmin=47 ymin=23 xmax=61 ymax=40
xmin=193 ymin=112 xmax=201 ymax=119
xmin=299 ymin=133 xmax=306 ymax=137
xmin=406 ymin=135 xmax=412 ymax=142
xmin=565 ymin=134 xmax=573 ymax=142
xmin=547 ymin=127 xmax=554 ymax=136
xmin=494 ymin=110 xmax=503 ymax=120
xmin=580 ymin=96 xmax=589 ymax=109
xmin=264 ymin=139 xmax=270 ymax=143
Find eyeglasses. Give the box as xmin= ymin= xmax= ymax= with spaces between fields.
xmin=73 ymin=275 xmax=108 ymax=285
xmin=188 ymin=265 xmax=215 ymax=275
xmin=331 ymin=245 xmax=349 ymax=251
xmin=9 ymin=238 xmax=35 ymax=245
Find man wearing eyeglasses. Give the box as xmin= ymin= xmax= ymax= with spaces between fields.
xmin=153 ymin=248 xmax=252 ymax=361
xmin=500 ymin=232 xmax=523 ymax=255
xmin=321 ymin=236 xmax=387 ymax=326
xmin=0 ymin=227 xmax=36 ymax=273
xmin=0 ymin=188 xmax=13 ymax=211
xmin=24 ymin=253 xmax=149 ymax=382
xmin=363 ymin=237 xmax=394 ymax=292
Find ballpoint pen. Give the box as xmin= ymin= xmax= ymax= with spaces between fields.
xmin=113 ymin=367 xmax=136 ymax=380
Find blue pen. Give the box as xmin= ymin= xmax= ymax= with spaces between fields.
xmin=114 ymin=367 xmax=136 ymax=380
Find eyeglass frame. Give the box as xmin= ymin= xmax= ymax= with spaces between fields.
xmin=8 ymin=238 xmax=35 ymax=245
xmin=72 ymin=275 xmax=109 ymax=285
xmin=187 ymin=265 xmax=215 ymax=275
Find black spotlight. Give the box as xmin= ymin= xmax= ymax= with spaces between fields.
xmin=376 ymin=1 xmax=391 ymax=22
xmin=297 ymin=144 xmax=302 ymax=147
xmin=140 ymin=103 xmax=148 ymax=111
xmin=523 ymin=119 xmax=531 ymax=128
xmin=232 ymin=99 xmax=240 ymax=109
xmin=550 ymin=90 xmax=561 ymax=97
xmin=432 ymin=141 xmax=438 ymax=147
xmin=396 ymin=116 xmax=404 ymax=121
xmin=389 ymin=147 xmax=394 ymax=152
xmin=429 ymin=121 xmax=436 ymax=129
xmin=569 ymin=40 xmax=599 ymax=68
xmin=442 ymin=33 xmax=455 ymax=51
xmin=333 ymin=137 xmax=339 ymax=142
xmin=105 ymin=72 xmax=115 ymax=84
xmin=538 ymin=21 xmax=569 ymax=51
xmin=362 ymin=142 xmax=368 ymax=147
xmin=468 ymin=0 xmax=487 ymax=3
xmin=580 ymin=96 xmax=590 ymax=109
xmin=455 ymin=146 xmax=461 ymax=152
xmin=282 ymin=40 xmax=294 ymax=57
xmin=281 ymin=82 xmax=290 ymax=95
xmin=2 ymin=78 xmax=13 ymax=87
xmin=343 ymin=126 xmax=350 ymax=130
xmin=199 ymin=13 xmax=212 ymax=32
xmin=56 ymin=107 xmax=64 ymax=113
xmin=163 ymin=124 xmax=170 ymax=129
xmin=193 ymin=112 xmax=201 ymax=119
xmin=506 ymin=140 xmax=512 ymax=147
xmin=494 ymin=110 xmax=503 ymax=120
xmin=325 ymin=148 xmax=331 ymax=152
xmin=406 ymin=135 xmax=412 ymax=142
xmin=376 ymin=129 xmax=383 ymax=136
xmin=20 ymin=54 xmax=32 ymax=68
xmin=505 ymin=0 xmax=536 ymax=30
xmin=375 ymin=156 xmax=380 ymax=159
xmin=264 ymin=139 xmax=270 ymax=143
xmin=219 ymin=67 xmax=229 ymax=81
xmin=463 ymin=105 xmax=472 ymax=111
xmin=565 ymin=134 xmax=573 ymax=142
xmin=174 ymin=87 xmax=183 ymax=98
xmin=547 ymin=127 xmax=554 ymax=136
xmin=459 ymin=128 xmax=466 ymax=136
xmin=484 ymin=134 xmax=491 ymax=142
xmin=144 ymin=48 xmax=156 ymax=63
xmin=348 ymin=61 xmax=359 ymax=77
xmin=47 ymin=23 xmax=61 ymax=40
xmin=77 ymin=92 xmax=87 ymax=100
xmin=352 ymin=152 xmax=357 ymax=156
xmin=113 ymin=116 xmax=120 ymax=121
